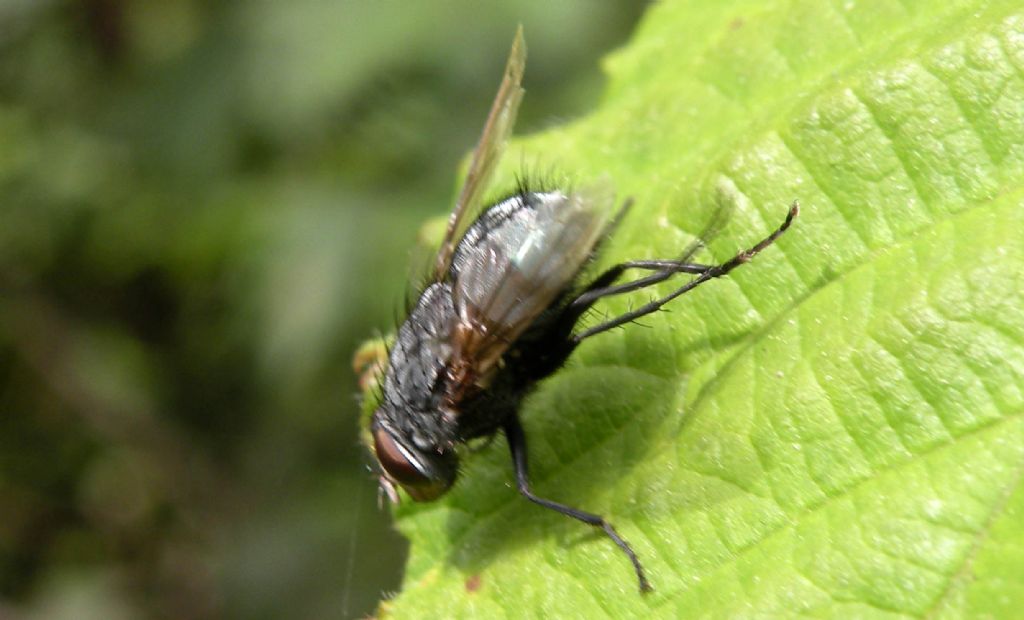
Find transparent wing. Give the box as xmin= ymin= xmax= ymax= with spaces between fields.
xmin=448 ymin=187 xmax=617 ymax=386
xmin=433 ymin=26 xmax=526 ymax=279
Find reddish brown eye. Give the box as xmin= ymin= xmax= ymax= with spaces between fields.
xmin=372 ymin=423 xmax=457 ymax=502
xmin=373 ymin=426 xmax=427 ymax=486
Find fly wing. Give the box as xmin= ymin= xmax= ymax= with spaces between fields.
xmin=448 ymin=186 xmax=616 ymax=389
xmin=433 ymin=27 xmax=526 ymax=280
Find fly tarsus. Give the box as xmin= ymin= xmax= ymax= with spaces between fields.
xmin=571 ymin=201 xmax=799 ymax=343
xmin=504 ymin=415 xmax=652 ymax=593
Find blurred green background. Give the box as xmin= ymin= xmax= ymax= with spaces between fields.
xmin=0 ymin=1 xmax=645 ymax=618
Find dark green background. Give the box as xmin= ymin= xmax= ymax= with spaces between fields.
xmin=0 ymin=2 xmax=644 ymax=618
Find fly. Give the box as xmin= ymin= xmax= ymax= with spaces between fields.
xmin=363 ymin=27 xmax=797 ymax=593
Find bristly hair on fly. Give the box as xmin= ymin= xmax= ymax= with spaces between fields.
xmin=357 ymin=25 xmax=798 ymax=594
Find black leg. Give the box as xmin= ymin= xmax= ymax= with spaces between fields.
xmin=570 ymin=214 xmax=718 ymax=313
xmin=570 ymin=259 xmax=713 ymax=311
xmin=503 ymin=414 xmax=652 ymax=593
xmin=567 ymin=198 xmax=740 ymax=316
xmin=560 ymin=246 xmax=711 ymax=333
xmin=572 ymin=201 xmax=799 ymax=343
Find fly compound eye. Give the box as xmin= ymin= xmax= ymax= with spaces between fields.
xmin=372 ymin=425 xmax=426 ymax=486
xmin=372 ymin=423 xmax=456 ymax=502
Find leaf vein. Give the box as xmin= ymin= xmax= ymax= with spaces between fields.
xmin=922 ymin=443 xmax=1024 ymax=618
xmin=648 ymin=413 xmax=1021 ymax=611
xmin=850 ymin=82 xmax=937 ymax=217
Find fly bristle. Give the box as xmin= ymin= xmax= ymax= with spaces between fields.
xmin=403 ymin=284 xmax=415 ymax=315
xmin=391 ymin=303 xmax=404 ymax=333
xmin=373 ymin=340 xmax=391 ymax=405
xmin=501 ymin=162 xmax=566 ymax=204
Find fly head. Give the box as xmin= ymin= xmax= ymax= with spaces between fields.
xmin=371 ymin=413 xmax=458 ymax=502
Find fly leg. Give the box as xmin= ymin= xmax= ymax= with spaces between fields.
xmin=554 ymin=236 xmax=713 ymax=335
xmin=545 ymin=202 xmax=726 ymax=347
xmin=570 ymin=205 xmax=722 ymax=312
xmin=503 ymin=414 xmax=652 ymax=592
xmin=572 ymin=201 xmax=798 ymax=343
xmin=569 ymin=257 xmax=713 ymax=311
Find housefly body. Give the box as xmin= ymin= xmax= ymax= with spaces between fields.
xmin=363 ymin=27 xmax=797 ymax=593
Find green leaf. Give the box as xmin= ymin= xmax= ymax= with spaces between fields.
xmin=376 ymin=1 xmax=1024 ymax=616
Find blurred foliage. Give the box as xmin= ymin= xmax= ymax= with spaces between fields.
xmin=0 ymin=1 xmax=644 ymax=618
